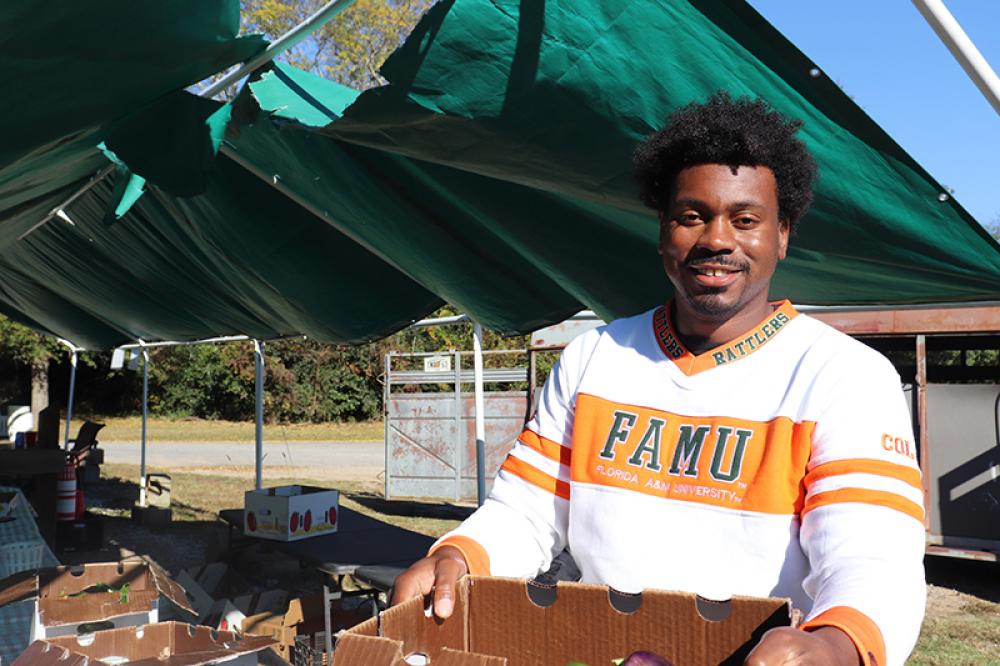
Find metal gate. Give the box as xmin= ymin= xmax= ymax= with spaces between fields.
xmin=384 ymin=350 xmax=530 ymax=501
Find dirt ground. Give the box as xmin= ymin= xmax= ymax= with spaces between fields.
xmin=74 ymin=463 xmax=999 ymax=664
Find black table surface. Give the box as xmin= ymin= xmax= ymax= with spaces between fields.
xmin=219 ymin=507 xmax=434 ymax=572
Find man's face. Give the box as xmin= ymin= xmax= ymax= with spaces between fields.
xmin=659 ymin=164 xmax=788 ymax=322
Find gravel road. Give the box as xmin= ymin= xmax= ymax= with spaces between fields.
xmin=100 ymin=440 xmax=384 ymax=479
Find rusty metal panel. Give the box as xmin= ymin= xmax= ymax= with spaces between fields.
xmin=809 ymin=305 xmax=1000 ymax=335
xmin=386 ymin=391 xmax=528 ymax=501
xmin=926 ymin=383 xmax=1000 ymax=542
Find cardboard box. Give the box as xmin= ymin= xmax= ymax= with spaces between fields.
xmin=243 ymin=485 xmax=339 ymax=542
xmin=0 ymin=561 xmax=195 ymax=641
xmin=332 ymin=577 xmax=798 ymax=666
xmin=13 ymin=621 xmax=277 ymax=665
xmin=242 ymin=592 xmax=374 ymax=664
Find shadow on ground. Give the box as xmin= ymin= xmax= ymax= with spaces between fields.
xmin=925 ymin=555 xmax=1000 ymax=603
xmin=346 ymin=490 xmax=474 ymax=522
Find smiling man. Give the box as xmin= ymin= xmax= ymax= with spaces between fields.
xmin=393 ymin=93 xmax=926 ymax=666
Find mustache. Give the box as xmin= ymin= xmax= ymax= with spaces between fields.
xmin=684 ymin=254 xmax=749 ymax=271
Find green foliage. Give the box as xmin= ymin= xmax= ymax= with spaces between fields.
xmin=241 ymin=0 xmax=434 ymax=90
xmin=0 ymin=316 xmax=64 ymax=365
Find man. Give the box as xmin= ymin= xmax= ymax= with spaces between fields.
xmin=393 ymin=92 xmax=925 ymax=666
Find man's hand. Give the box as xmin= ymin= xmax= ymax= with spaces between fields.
xmin=745 ymin=627 xmax=861 ymax=666
xmin=390 ymin=546 xmax=469 ymax=619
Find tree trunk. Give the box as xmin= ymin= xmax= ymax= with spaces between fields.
xmin=30 ymin=356 xmax=49 ymax=428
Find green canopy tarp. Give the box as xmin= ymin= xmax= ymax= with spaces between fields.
xmin=1 ymin=0 xmax=998 ymax=349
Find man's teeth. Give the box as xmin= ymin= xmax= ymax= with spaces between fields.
xmin=697 ymin=268 xmax=732 ymax=276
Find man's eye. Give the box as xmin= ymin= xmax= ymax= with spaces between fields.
xmin=678 ymin=213 xmax=702 ymax=224
xmin=733 ymin=216 xmax=759 ymax=228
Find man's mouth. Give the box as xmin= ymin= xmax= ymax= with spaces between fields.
xmin=688 ymin=264 xmax=743 ymax=287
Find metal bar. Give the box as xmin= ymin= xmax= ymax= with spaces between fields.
xmin=114 ymin=333 xmax=305 ymax=351
xmin=384 ymin=352 xmax=392 ymax=500
xmin=254 ymin=339 xmax=265 ymax=491
xmin=453 ymin=350 xmax=462 ymax=503
xmin=911 ymin=0 xmax=1000 ymax=115
xmin=473 ymin=322 xmax=487 ymax=506
xmin=202 ymin=0 xmax=359 ymax=98
xmin=323 ymin=581 xmax=335 ymax=663
xmin=139 ymin=346 xmax=149 ymax=507
xmin=63 ymin=350 xmax=78 ymax=450
xmin=18 ymin=165 xmax=117 ymax=242
xmin=22 ymin=1 xmax=360 ymax=242
xmin=916 ymin=335 xmax=930 ymax=531
xmin=388 ymin=368 xmax=528 ymax=385
xmin=527 ymin=349 xmax=537 ymax=424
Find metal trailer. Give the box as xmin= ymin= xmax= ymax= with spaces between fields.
xmin=810 ymin=304 xmax=1000 ymax=562
xmin=383 ymin=349 xmax=531 ymax=502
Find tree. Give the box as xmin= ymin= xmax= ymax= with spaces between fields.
xmin=240 ymin=0 xmax=434 ymax=90
xmin=986 ymin=211 xmax=1000 ymax=241
xmin=0 ymin=317 xmax=66 ymax=425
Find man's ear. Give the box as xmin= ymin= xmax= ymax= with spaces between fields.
xmin=657 ymin=212 xmax=667 ymax=256
xmin=777 ymin=217 xmax=790 ymax=260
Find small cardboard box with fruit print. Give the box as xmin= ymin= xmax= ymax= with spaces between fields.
xmin=243 ymin=485 xmax=340 ymax=541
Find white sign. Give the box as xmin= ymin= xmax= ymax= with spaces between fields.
xmin=424 ymin=355 xmax=452 ymax=372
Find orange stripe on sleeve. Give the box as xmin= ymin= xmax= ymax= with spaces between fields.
xmin=801 ymin=606 xmax=885 ymax=666
xmin=805 ymin=458 xmax=921 ymax=490
xmin=519 ymin=429 xmax=572 ymax=466
xmin=501 ymin=455 xmax=570 ymax=500
xmin=803 ymin=488 xmax=924 ymax=523
xmin=429 ymin=535 xmax=491 ymax=576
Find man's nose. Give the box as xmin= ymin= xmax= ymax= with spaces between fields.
xmin=697 ymin=216 xmax=736 ymax=252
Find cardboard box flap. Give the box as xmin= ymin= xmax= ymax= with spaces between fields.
xmin=0 ymin=569 xmax=40 ymax=608
xmin=379 ymin=578 xmax=469 ymax=656
xmin=20 ymin=621 xmax=276 ymax=666
xmin=1 ymin=561 xmax=196 ymax=627
xmin=437 ymin=647 xmax=507 ymax=666
xmin=147 ymin=560 xmax=196 ymax=616
xmin=13 ymin=641 xmax=112 ymax=666
xmin=332 ymin=633 xmax=405 ymax=666
xmin=464 ymin=577 xmax=793 ymax=666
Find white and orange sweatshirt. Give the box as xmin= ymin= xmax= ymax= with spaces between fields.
xmin=433 ymin=301 xmax=925 ymax=666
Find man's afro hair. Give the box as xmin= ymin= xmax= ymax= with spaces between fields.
xmin=633 ymin=91 xmax=818 ymax=232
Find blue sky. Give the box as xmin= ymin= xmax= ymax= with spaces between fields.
xmin=747 ymin=0 xmax=999 ymax=228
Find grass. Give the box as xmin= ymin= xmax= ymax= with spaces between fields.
xmin=910 ymin=597 xmax=1000 ymax=665
xmin=99 ymin=463 xmax=464 ymax=538
xmin=73 ymin=416 xmax=383 ymax=442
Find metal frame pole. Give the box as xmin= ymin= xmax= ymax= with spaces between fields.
xmin=202 ymin=0 xmax=359 ymax=98
xmin=473 ymin=322 xmax=487 ymax=506
xmin=62 ymin=348 xmax=79 ymax=450
xmin=139 ymin=345 xmax=150 ymax=507
xmin=20 ymin=0 xmax=360 ymax=242
xmin=912 ymin=0 xmax=1000 ymax=115
xmin=254 ymin=339 xmax=265 ymax=491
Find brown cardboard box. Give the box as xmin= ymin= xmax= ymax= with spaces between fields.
xmin=13 ymin=621 xmax=277 ymax=665
xmin=242 ymin=592 xmax=374 ymax=664
xmin=332 ymin=577 xmax=797 ymax=666
xmin=0 ymin=561 xmax=195 ymax=641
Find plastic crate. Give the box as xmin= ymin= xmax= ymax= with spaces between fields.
xmin=0 ymin=541 xmax=45 ymax=578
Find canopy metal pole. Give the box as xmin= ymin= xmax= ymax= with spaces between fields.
xmin=253 ymin=339 xmax=265 ymax=491
xmin=912 ymin=0 xmax=1000 ymax=115
xmin=202 ymin=0 xmax=359 ymax=98
xmin=63 ymin=349 xmax=78 ymax=450
xmin=472 ymin=322 xmax=487 ymax=506
xmin=20 ymin=0 xmax=359 ymax=242
xmin=139 ymin=346 xmax=150 ymax=507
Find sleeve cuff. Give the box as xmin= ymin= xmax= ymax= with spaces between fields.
xmin=429 ymin=535 xmax=491 ymax=576
xmin=800 ymin=605 xmax=886 ymax=666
